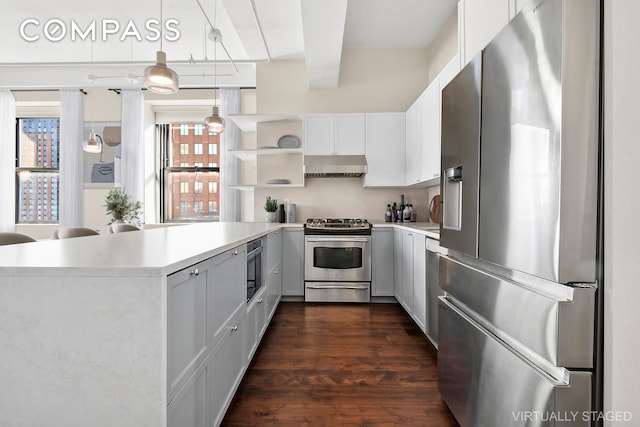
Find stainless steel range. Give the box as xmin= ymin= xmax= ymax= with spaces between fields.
xmin=304 ymin=218 xmax=372 ymax=303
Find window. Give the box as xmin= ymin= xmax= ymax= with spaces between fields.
xmin=16 ymin=118 xmax=60 ymax=223
xmin=180 ymin=124 xmax=189 ymax=135
xmin=180 ymin=201 xmax=189 ymax=214
xmin=208 ymin=143 xmax=217 ymax=155
xmin=161 ymin=121 xmax=221 ymax=222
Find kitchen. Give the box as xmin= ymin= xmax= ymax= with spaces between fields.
xmin=0 ymin=0 xmax=638 ymax=426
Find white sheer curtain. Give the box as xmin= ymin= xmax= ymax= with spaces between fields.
xmin=0 ymin=90 xmax=16 ymax=231
xmin=59 ymin=89 xmax=84 ymax=227
xmin=220 ymin=88 xmax=241 ymax=222
xmin=121 ymin=90 xmax=145 ymax=208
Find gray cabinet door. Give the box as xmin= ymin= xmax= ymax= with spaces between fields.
xmin=412 ymin=234 xmax=426 ymax=333
xmin=282 ymin=228 xmax=304 ymax=296
xmin=371 ymin=227 xmax=394 ymax=296
xmin=393 ymin=229 xmax=403 ymax=301
xmin=209 ymin=245 xmax=247 ymax=348
xmin=167 ymin=258 xmax=210 ymax=404
xmin=401 ymin=231 xmax=414 ymax=314
xmin=167 ymin=353 xmax=210 ymax=427
xmin=211 ymin=312 xmax=246 ymax=427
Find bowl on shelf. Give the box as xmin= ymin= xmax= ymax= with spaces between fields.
xmin=277 ymin=135 xmax=300 ymax=149
xmin=266 ymin=178 xmax=291 ymax=185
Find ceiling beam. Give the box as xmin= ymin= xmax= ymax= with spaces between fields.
xmin=300 ymin=0 xmax=347 ymax=88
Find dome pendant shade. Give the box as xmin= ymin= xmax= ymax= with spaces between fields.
xmin=83 ymin=131 xmax=103 ymax=153
xmin=205 ymin=106 xmax=225 ymax=133
xmin=144 ymin=51 xmax=179 ymax=94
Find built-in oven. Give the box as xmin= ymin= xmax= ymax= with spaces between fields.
xmin=304 ymin=219 xmax=372 ymax=303
xmin=246 ymin=238 xmax=263 ymax=302
xmin=304 ymin=236 xmax=371 ymax=282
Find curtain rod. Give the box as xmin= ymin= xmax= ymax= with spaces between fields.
xmin=108 ymin=86 xmax=256 ymax=94
xmin=11 ymin=88 xmax=87 ymax=94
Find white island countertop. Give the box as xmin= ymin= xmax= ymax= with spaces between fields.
xmin=0 ymin=222 xmax=284 ymax=277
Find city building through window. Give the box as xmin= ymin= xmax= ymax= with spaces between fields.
xmin=162 ymin=122 xmax=221 ymax=222
xmin=16 ymin=118 xmax=60 ymax=223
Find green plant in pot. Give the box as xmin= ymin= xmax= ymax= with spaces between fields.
xmin=264 ymin=196 xmax=278 ymax=223
xmin=105 ymin=188 xmax=142 ymax=226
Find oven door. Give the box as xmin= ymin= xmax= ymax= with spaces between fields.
xmin=304 ymin=236 xmax=371 ymax=282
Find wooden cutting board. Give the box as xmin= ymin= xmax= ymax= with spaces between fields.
xmin=429 ymin=195 xmax=441 ymax=224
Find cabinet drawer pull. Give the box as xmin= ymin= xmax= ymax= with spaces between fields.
xmin=258 ymin=298 xmax=263 ymax=303
xmin=190 ymin=269 xmax=199 ymax=276
xmin=233 ymin=250 xmax=238 ymax=256
xmin=273 ymin=270 xmax=280 ymax=275
xmin=231 ymin=325 xmax=238 ymax=331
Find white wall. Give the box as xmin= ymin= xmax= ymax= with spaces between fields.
xmin=257 ymin=48 xmax=431 ymax=114
xmin=603 ymin=0 xmax=640 ymax=424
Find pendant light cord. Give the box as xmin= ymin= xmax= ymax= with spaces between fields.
xmin=214 ymin=0 xmax=218 ymax=107
xmin=160 ymin=0 xmax=164 ymax=52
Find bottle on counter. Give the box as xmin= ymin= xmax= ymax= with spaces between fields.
xmin=403 ymin=204 xmax=411 ymax=222
xmin=392 ymin=203 xmax=398 ymax=222
xmin=408 ymin=204 xmax=415 ymax=222
xmin=277 ymin=204 xmax=286 ymax=223
xmin=385 ymin=205 xmax=392 ymax=222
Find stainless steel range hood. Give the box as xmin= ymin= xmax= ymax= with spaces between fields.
xmin=303 ymin=155 xmax=368 ymax=178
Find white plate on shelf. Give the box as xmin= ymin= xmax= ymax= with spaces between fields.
xmin=277 ymin=135 xmax=300 ymax=149
xmin=266 ymin=179 xmax=291 ymax=185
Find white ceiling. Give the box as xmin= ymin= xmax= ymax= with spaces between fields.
xmin=0 ymin=0 xmax=457 ymax=89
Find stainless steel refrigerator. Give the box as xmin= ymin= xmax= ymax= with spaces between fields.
xmin=438 ymin=0 xmax=602 ymax=425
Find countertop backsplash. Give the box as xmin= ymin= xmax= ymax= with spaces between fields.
xmin=254 ymin=178 xmax=440 ymax=223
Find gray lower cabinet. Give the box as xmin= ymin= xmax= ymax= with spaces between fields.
xmin=426 ymin=238 xmax=447 ymax=346
xmin=393 ymin=229 xmax=428 ymax=335
xmin=167 ymin=351 xmax=211 ymax=427
xmin=167 ymin=258 xmax=211 ymax=404
xmin=266 ymin=230 xmax=283 ymax=320
xmin=167 ymin=244 xmax=249 ymax=427
xmin=401 ymin=230 xmax=415 ymax=315
xmin=371 ymin=227 xmax=394 ymax=296
xmin=211 ymin=311 xmax=246 ymax=427
xmin=412 ymin=234 xmax=427 ymax=333
xmin=245 ymin=287 xmax=267 ymax=364
xmin=393 ymin=229 xmax=403 ymax=301
xmin=282 ymin=227 xmax=304 ymax=296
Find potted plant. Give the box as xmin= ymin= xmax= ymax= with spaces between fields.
xmin=264 ymin=196 xmax=278 ymax=223
xmin=105 ymin=189 xmax=142 ymax=226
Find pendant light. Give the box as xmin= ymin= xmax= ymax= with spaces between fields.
xmin=204 ymin=0 xmax=224 ymax=133
xmin=83 ymin=126 xmax=103 ymax=153
xmin=145 ymin=0 xmax=179 ymax=94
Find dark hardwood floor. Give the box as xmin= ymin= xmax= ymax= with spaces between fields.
xmin=222 ymin=302 xmax=459 ymax=426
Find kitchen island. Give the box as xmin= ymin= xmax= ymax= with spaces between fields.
xmin=0 ymin=221 xmax=441 ymax=427
xmin=0 ymin=222 xmax=282 ymax=427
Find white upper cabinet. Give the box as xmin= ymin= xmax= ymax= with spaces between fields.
xmin=405 ymin=98 xmax=422 ymax=185
xmin=304 ymin=114 xmax=365 ymax=155
xmin=304 ymin=114 xmax=334 ymax=155
xmin=421 ymin=81 xmax=441 ymax=182
xmin=459 ymin=0 xmax=510 ymax=68
xmin=459 ymin=0 xmax=530 ymax=68
xmin=335 ymin=114 xmax=366 ymax=155
xmin=364 ymin=113 xmax=405 ymax=187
